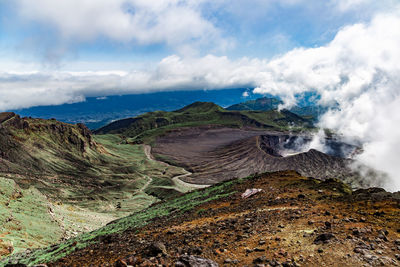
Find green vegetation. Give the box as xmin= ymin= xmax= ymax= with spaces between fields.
xmin=226 ymin=97 xmax=328 ymax=120
xmin=0 ymin=178 xmax=63 ymax=255
xmin=95 ymin=102 xmax=313 ymax=143
xmin=0 ymin=114 xmax=194 ymax=257
xmin=1 ymin=179 xmax=238 ymax=266
xmin=226 ymin=97 xmax=282 ymax=111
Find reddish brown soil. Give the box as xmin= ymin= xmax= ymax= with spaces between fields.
xmin=50 ymin=171 xmax=400 ymax=267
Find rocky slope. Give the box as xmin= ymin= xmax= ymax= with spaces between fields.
xmin=0 ymin=113 xmax=187 ymax=257
xmin=0 ymin=112 xmax=97 ymax=175
xmin=3 ymin=171 xmax=399 ymax=266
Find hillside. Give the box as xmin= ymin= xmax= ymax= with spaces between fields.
xmin=0 ymin=112 xmax=98 ymax=175
xmin=94 ymin=102 xmax=313 ymax=143
xmin=2 ymin=171 xmax=399 ymax=266
xmin=95 ymin=101 xmax=368 ymax=188
xmin=0 ymin=113 xmax=191 ymax=257
xmin=226 ymin=97 xmax=327 ymax=119
xmin=226 ymin=97 xmax=283 ymax=111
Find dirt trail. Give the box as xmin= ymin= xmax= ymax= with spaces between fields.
xmin=138 ymin=175 xmax=153 ymax=193
xmin=142 ymin=145 xmax=209 ymax=191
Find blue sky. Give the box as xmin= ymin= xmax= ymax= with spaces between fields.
xmin=0 ymin=0 xmax=393 ymax=68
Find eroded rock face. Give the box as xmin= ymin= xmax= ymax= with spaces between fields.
xmin=0 ymin=113 xmax=26 ymax=130
xmin=0 ymin=112 xmax=17 ymax=124
xmin=258 ymin=134 xmax=356 ymax=158
xmin=0 ymin=114 xmax=98 ymax=174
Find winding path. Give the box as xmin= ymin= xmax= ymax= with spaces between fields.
xmin=139 ymin=175 xmax=153 ymax=193
xmin=142 ymin=145 xmax=209 ymax=192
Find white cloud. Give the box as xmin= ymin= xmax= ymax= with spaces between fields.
xmin=330 ymin=0 xmax=398 ymax=12
xmin=14 ymin=0 xmax=225 ymax=54
xmin=332 ymin=0 xmax=372 ymax=11
xmin=253 ymin=8 xmax=400 ymax=191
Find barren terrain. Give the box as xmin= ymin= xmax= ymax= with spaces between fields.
xmin=153 ymin=126 xmax=363 ymax=187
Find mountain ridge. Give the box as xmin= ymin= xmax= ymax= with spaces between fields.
xmin=226 ymin=97 xmax=283 ymax=111
xmin=226 ymin=97 xmax=328 ymax=119
xmin=94 ymin=101 xmax=313 ymax=143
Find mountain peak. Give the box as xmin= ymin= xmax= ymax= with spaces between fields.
xmin=0 ymin=112 xmax=17 ymax=124
xmin=175 ymin=102 xmax=223 ymax=113
xmin=226 ymin=97 xmax=283 ymax=111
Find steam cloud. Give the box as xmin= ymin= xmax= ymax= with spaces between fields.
xmin=254 ymin=9 xmax=400 ymax=191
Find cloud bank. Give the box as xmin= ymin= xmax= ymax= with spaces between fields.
xmin=0 ymin=55 xmax=264 ymax=110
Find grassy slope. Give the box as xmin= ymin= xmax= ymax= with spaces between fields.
xmin=0 ymin=178 xmax=62 ymax=256
xmin=94 ymin=102 xmax=313 ymax=144
xmin=225 ymin=97 xmax=328 ymax=120
xmin=1 ymin=179 xmax=238 ymax=265
xmin=0 ymin=115 xmax=190 ymax=258
xmin=225 ymin=97 xmax=283 ymax=111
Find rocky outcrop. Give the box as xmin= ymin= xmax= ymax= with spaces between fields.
xmin=0 ymin=112 xmax=17 ymax=124
xmin=0 ymin=114 xmax=98 ymax=174
xmin=351 ymin=187 xmax=400 ymax=201
xmin=0 ymin=113 xmax=30 ymax=130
